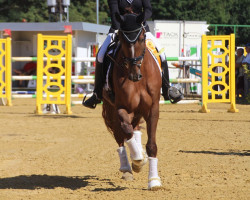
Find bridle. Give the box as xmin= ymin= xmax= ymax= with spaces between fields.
xmin=120 ymin=25 xmax=146 ymax=71
xmin=107 ymin=18 xmax=147 ymax=82
xmin=123 ymin=48 xmax=145 ymax=69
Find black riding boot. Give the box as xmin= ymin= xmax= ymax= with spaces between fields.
xmin=162 ymin=60 xmax=184 ymax=103
xmin=82 ymin=61 xmax=104 ymax=109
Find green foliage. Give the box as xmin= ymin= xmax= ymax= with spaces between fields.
xmin=0 ymin=0 xmax=48 ymax=22
xmin=57 ymin=0 xmax=109 ymax=24
xmin=0 ymin=0 xmax=248 ymax=44
xmin=151 ymin=0 xmax=250 ymax=46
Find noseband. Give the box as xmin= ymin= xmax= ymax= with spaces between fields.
xmin=123 ymin=48 xmax=145 ymax=69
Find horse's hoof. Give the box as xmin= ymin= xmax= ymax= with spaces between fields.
xmin=119 ymin=166 xmax=132 ymax=174
xmin=132 ymin=152 xmax=148 ymax=173
xmin=121 ymin=172 xmax=133 ymax=181
xmin=148 ymin=177 xmax=162 ymax=191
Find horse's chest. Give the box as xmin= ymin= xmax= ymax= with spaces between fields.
xmin=115 ymin=81 xmax=150 ymax=111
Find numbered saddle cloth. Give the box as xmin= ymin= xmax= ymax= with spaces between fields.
xmin=146 ymin=39 xmax=162 ymax=72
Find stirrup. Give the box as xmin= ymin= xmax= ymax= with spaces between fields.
xmin=82 ymin=93 xmax=101 ymax=109
xmin=168 ymin=87 xmax=184 ymax=104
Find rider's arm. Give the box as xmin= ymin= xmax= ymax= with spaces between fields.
xmin=137 ymin=0 xmax=152 ymax=23
xmin=108 ymin=0 xmax=120 ymax=32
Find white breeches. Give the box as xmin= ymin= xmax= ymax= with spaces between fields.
xmin=97 ymin=32 xmax=167 ymax=63
xmin=97 ymin=33 xmax=115 ymax=63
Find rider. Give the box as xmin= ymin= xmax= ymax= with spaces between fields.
xmin=83 ymin=0 xmax=183 ymax=109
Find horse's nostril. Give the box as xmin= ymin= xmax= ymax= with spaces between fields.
xmin=128 ymin=74 xmax=133 ymax=81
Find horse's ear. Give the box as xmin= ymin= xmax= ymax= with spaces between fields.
xmin=115 ymin=12 xmax=124 ymax=24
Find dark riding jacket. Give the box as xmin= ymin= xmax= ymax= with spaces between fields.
xmin=108 ymin=0 xmax=152 ymax=33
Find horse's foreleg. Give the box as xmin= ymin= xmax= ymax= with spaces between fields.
xmin=118 ymin=109 xmax=134 ymax=139
xmin=115 ymin=135 xmax=133 ymax=177
xmin=148 ymin=157 xmax=161 ymax=190
xmin=117 ymin=109 xmax=147 ymax=172
xmin=146 ymin=103 xmax=162 ymax=190
xmin=113 ymin=118 xmax=133 ymax=180
xmin=146 ymin=103 xmax=159 ymax=157
xmin=132 ymin=129 xmax=148 ymax=173
xmin=117 ymin=146 xmax=132 ymax=173
xmin=117 ymin=146 xmax=133 ymax=181
xmin=133 ymin=130 xmax=143 ymax=151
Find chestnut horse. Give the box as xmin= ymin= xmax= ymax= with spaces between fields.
xmin=102 ymin=14 xmax=162 ymax=190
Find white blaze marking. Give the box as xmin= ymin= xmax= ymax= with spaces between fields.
xmin=131 ymin=44 xmax=135 ymax=58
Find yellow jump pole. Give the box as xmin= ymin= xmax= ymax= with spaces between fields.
xmin=0 ymin=37 xmax=12 ymax=106
xmin=36 ymin=34 xmax=43 ymax=114
xmin=6 ymin=37 xmax=12 ymax=106
xmin=228 ymin=34 xmax=238 ymax=112
xmin=65 ymin=34 xmax=72 ymax=114
xmin=199 ymin=35 xmax=210 ymax=113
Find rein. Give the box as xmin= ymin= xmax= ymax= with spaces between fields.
xmin=107 ymin=54 xmax=120 ymax=66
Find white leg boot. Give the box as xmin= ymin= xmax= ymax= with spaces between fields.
xmin=42 ymin=104 xmax=51 ymax=114
xmin=125 ymin=136 xmax=143 ymax=160
xmin=117 ymin=146 xmax=133 ymax=181
xmin=126 ymin=135 xmax=147 ymax=173
xmin=117 ymin=146 xmax=132 ymax=173
xmin=51 ymin=104 xmax=60 ymax=114
xmin=133 ymin=130 xmax=143 ymax=151
xmin=148 ymin=157 xmax=162 ymax=190
xmin=134 ymin=130 xmax=148 ymax=162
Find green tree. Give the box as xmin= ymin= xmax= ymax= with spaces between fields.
xmin=0 ymin=0 xmax=109 ymax=24
xmin=0 ymin=0 xmax=248 ymax=45
xmin=69 ymin=0 xmax=109 ymax=24
xmin=0 ymin=0 xmax=48 ymax=22
xmin=151 ymin=0 xmax=249 ymax=46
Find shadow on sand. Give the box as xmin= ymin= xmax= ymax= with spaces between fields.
xmin=0 ymin=174 xmax=127 ymax=191
xmin=179 ymin=149 xmax=250 ymax=156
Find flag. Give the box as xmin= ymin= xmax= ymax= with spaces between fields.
xmin=64 ymin=25 xmax=72 ymax=34
xmin=3 ymin=29 xmax=11 ymax=37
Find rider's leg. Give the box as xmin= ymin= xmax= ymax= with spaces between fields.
xmin=161 ymin=60 xmax=171 ymax=100
xmin=145 ymin=32 xmax=183 ymax=102
xmin=82 ymin=61 xmax=103 ymax=109
xmin=82 ymin=33 xmax=114 ymax=109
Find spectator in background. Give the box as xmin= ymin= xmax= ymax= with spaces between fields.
xmin=242 ymin=43 xmax=250 ymax=98
xmin=13 ymin=61 xmax=37 ymax=87
xmin=242 ymin=43 xmax=250 ymax=66
xmin=235 ymin=48 xmax=245 ymax=98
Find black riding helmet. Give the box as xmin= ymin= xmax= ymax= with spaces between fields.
xmin=116 ymin=13 xmax=144 ymax=43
